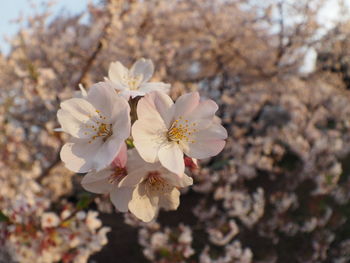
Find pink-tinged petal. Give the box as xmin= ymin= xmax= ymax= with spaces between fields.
xmin=87 ymin=82 xmax=122 ymax=119
xmin=158 ymin=188 xmax=180 ymax=211
xmin=194 ymin=123 xmax=228 ymax=140
xmin=183 ymin=139 xmax=226 ymax=159
xmin=60 ymin=139 xmax=103 ymax=173
xmin=130 ymin=58 xmax=154 ymax=83
xmin=158 ymin=143 xmax=185 ymax=175
xmin=81 ymin=169 xmax=113 ymax=194
xmin=128 ymin=183 xmax=158 ymax=222
xmin=185 ymin=99 xmax=218 ymax=122
xmin=161 ymin=170 xmax=193 ymax=188
xmin=136 ymin=94 xmax=166 ymax=124
xmin=112 ymin=143 xmax=128 ymax=168
xmin=173 ymin=92 xmax=200 ymax=120
xmin=139 ymin=82 xmax=171 ymax=94
xmin=110 ymin=187 xmax=134 ymax=212
xmin=108 ymin=61 xmax=128 ymax=89
xmin=132 ymin=119 xmax=166 ymax=163
xmin=60 ymin=98 xmax=96 ymax=123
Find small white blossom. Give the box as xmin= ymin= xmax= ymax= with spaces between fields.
xmin=107 ymin=58 xmax=170 ymax=99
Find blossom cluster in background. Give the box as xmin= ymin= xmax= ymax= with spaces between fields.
xmin=1 ymin=0 xmax=350 ymax=262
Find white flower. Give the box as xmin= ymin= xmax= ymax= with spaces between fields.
xmin=86 ymin=211 xmax=102 ymax=231
xmin=82 ymin=146 xmax=193 ymax=222
xmin=57 ymin=82 xmax=130 ymax=173
xmin=41 ymin=212 xmax=60 ymax=228
xmin=132 ymin=91 xmax=227 ymax=174
xmin=81 ymin=143 xmax=131 ymax=212
xmin=107 ymin=58 xmax=170 ymax=99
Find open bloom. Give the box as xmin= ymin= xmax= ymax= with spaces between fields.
xmin=82 ymin=147 xmax=193 ymax=222
xmin=132 ymin=91 xmax=227 ymax=174
xmin=107 ymin=58 xmax=170 ymax=99
xmin=57 ymin=82 xmax=130 ymax=173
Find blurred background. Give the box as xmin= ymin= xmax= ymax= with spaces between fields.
xmin=1 ymin=0 xmax=350 ymax=262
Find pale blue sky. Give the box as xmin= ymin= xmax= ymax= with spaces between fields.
xmin=0 ymin=0 xmax=99 ymax=54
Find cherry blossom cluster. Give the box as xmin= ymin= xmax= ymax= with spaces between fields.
xmin=0 ymin=194 xmax=109 ymax=263
xmin=57 ymin=58 xmax=227 ymax=222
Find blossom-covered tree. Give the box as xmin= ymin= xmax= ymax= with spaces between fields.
xmin=1 ymin=0 xmax=350 ymax=262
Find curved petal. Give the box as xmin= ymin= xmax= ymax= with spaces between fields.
xmin=158 ymin=143 xmax=185 ymax=175
xmin=108 ymin=61 xmax=128 ymax=89
xmin=142 ymin=91 xmax=174 ymax=128
xmin=110 ymin=187 xmax=134 ymax=212
xmin=60 ymin=139 xmax=103 ymax=173
xmin=128 ymin=183 xmax=158 ymax=222
xmin=158 ymin=188 xmax=180 ymax=211
xmin=173 ymin=92 xmax=200 ymax=120
xmin=182 ymin=139 xmax=226 ymax=159
xmin=81 ymin=169 xmax=113 ymax=194
xmin=57 ymin=109 xmax=89 ymax=138
xmin=185 ymin=99 xmax=218 ymax=122
xmin=161 ymin=170 xmax=193 ymax=188
xmin=130 ymin=58 xmax=154 ymax=83
xmin=60 ymin=98 xmax=96 ymax=123
xmin=132 ymin=119 xmax=166 ymax=163
xmin=87 ymin=82 xmax=123 ymax=120
xmin=93 ymin=135 xmax=124 ymax=171
xmin=194 ymin=123 xmax=228 ymax=140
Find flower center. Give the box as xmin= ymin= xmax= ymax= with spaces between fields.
xmin=123 ymin=74 xmax=142 ymax=90
xmin=167 ymin=116 xmax=197 ymax=144
xmin=85 ymin=110 xmax=113 ymax=143
xmin=108 ymin=167 xmax=128 ymax=184
xmin=146 ymin=171 xmax=171 ymax=193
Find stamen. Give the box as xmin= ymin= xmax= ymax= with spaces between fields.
xmin=86 ymin=109 xmax=113 ymax=143
xmin=167 ymin=116 xmax=197 ymax=144
xmin=108 ymin=167 xmax=127 ymax=184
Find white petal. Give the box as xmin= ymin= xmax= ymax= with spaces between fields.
xmin=159 ymin=188 xmax=180 ymax=211
xmin=93 ymin=134 xmax=125 ymax=171
xmin=132 ymin=119 xmax=166 ymax=163
xmin=110 ymin=187 xmax=134 ymax=212
xmin=128 ymin=182 xmax=158 ymax=222
xmin=111 ymin=101 xmax=131 ymax=140
xmin=194 ymin=123 xmax=228 ymax=140
xmin=142 ymin=91 xmax=174 ymax=128
xmin=57 ymin=109 xmax=88 ymax=138
xmin=108 ymin=61 xmax=128 ymax=89
xmin=139 ymin=82 xmax=171 ymax=94
xmin=130 ymin=58 xmax=154 ymax=83
xmin=182 ymin=139 xmax=226 ymax=159
xmin=87 ymin=82 xmax=122 ymax=120
xmin=185 ymin=99 xmax=218 ymax=122
xmin=173 ymin=92 xmax=200 ymax=120
xmin=161 ymin=170 xmax=193 ymax=188
xmin=81 ymin=169 xmax=113 ymax=194
xmin=60 ymin=139 xmax=103 ymax=173
xmin=158 ymin=143 xmax=185 ymax=175
xmin=120 ymin=150 xmax=160 ymax=187
xmin=60 ymin=98 xmax=96 ymax=123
